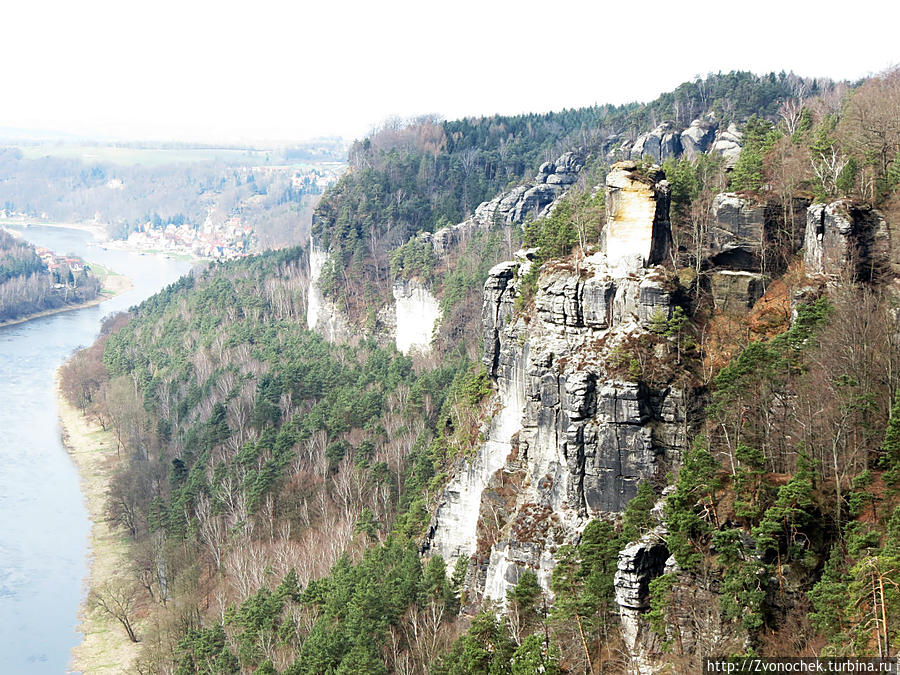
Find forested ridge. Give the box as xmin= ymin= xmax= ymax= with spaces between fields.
xmin=59 ymin=67 xmax=900 ymax=673
xmin=311 ymin=70 xmax=829 ymax=316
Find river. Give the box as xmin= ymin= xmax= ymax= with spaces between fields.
xmin=0 ymin=226 xmax=193 ymax=673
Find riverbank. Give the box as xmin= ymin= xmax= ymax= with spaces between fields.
xmin=0 ymin=217 xmax=110 ymax=242
xmin=0 ymin=268 xmax=132 ymax=330
xmin=57 ymin=380 xmax=142 ymax=674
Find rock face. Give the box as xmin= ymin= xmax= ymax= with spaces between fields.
xmin=706 ymin=193 xmax=810 ymax=277
xmin=630 ymin=123 xmax=682 ymax=163
xmin=615 ymin=528 xmax=670 ymax=674
xmin=805 ymin=200 xmax=889 ymax=281
xmin=710 ymin=271 xmax=766 ymax=313
xmin=708 ymin=193 xmax=768 ymax=271
xmin=425 ymin=164 xmax=699 ymax=611
xmin=604 ymin=162 xmax=672 ymax=267
xmin=712 ymin=123 xmax=744 ymax=167
xmin=307 ymin=242 xmax=352 ymax=343
xmin=392 ymin=279 xmax=441 ymax=354
xmin=680 ymin=119 xmax=717 ymax=159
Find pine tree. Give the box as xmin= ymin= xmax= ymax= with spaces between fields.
xmin=665 ymin=439 xmax=723 ymax=569
xmin=622 ymin=480 xmax=658 ymax=542
xmin=879 ymin=391 xmax=900 ymax=479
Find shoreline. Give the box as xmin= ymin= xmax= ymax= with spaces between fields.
xmin=0 ymin=273 xmax=133 ymax=330
xmin=0 ymin=217 xmax=111 ymax=242
xmin=3 ymin=217 xmax=246 ymax=263
xmin=57 ymin=380 xmax=142 ymax=674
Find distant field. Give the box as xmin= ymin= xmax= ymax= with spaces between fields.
xmin=17 ymin=144 xmax=278 ymax=167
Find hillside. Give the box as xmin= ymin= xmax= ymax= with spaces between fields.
xmin=59 ymin=68 xmax=900 ymax=673
xmin=0 ymin=229 xmax=101 ymax=323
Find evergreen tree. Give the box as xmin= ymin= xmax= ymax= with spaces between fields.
xmin=621 ymin=480 xmax=658 ymax=542
xmin=665 ymin=439 xmax=723 ymax=569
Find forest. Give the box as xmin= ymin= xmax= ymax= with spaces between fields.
xmin=311 ymin=71 xmax=834 ymax=319
xmin=58 ymin=67 xmax=900 ymax=673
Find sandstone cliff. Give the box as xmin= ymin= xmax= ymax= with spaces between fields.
xmin=424 ymin=163 xmax=699 ymax=622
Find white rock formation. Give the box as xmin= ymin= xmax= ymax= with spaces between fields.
xmin=306 ymin=241 xmax=350 ymax=342
xmin=427 ymin=362 xmax=526 ymax=568
xmin=307 ymin=243 xmax=327 ymax=331
xmin=712 ymin=123 xmax=744 ymax=167
xmin=603 ymin=162 xmax=671 ymax=267
xmin=392 ymin=279 xmax=441 ymax=354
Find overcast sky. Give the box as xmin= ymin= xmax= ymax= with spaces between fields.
xmin=1 ymin=0 xmax=897 ymax=145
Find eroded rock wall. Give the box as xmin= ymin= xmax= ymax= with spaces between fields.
xmin=306 ymin=241 xmax=352 ymax=343
xmin=425 ymin=163 xmax=699 ymax=610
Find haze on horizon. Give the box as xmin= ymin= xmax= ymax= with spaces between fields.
xmin=3 ymin=0 xmax=897 ymax=145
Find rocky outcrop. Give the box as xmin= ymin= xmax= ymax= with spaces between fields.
xmin=392 ymin=279 xmax=441 ymax=354
xmin=424 ymin=150 xmax=586 ymax=257
xmin=805 ymin=200 xmax=890 ymax=281
xmin=483 ymin=260 xmax=521 ymax=378
xmin=630 ymin=123 xmax=682 ymax=163
xmin=708 ymin=193 xmax=768 ymax=271
xmin=710 ymin=270 xmax=767 ymax=313
xmin=711 ymin=123 xmax=743 ymax=167
xmin=535 ymin=261 xmax=674 ymax=330
xmin=680 ymin=119 xmax=717 ymax=159
xmin=456 ymin=253 xmax=694 ymax=605
xmin=706 ymin=193 xmax=810 ymax=276
xmin=426 ymin=163 xmax=700 ymax=609
xmin=615 ymin=528 xmax=670 ymax=674
xmin=537 ymin=151 xmax=583 ymax=186
xmin=614 ymin=513 xmax=754 ymax=673
xmin=606 ymin=117 xmax=746 ymax=166
xmin=307 ymin=242 xmax=352 ymax=343
xmin=603 ymin=162 xmax=672 ymax=267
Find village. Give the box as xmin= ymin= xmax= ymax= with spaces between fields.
xmin=34 ymin=246 xmax=87 ymax=284
xmin=115 ymin=163 xmax=344 ymax=260
xmin=117 ymin=216 xmax=254 ymax=260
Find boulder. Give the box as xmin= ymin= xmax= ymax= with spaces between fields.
xmin=712 ymin=123 xmax=743 ymax=167
xmin=710 ymin=270 xmax=766 ymax=313
xmin=630 ymin=122 xmax=682 ymax=162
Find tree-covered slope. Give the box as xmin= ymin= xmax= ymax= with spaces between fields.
xmin=311 ymin=71 xmax=825 ymax=316
xmin=0 ymin=228 xmax=100 ymax=322
xmin=58 ymin=68 xmax=900 ymax=673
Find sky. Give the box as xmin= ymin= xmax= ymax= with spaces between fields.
xmin=1 ymin=0 xmax=897 ymax=145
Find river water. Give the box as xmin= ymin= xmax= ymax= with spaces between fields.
xmin=0 ymin=226 xmax=192 ymax=673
